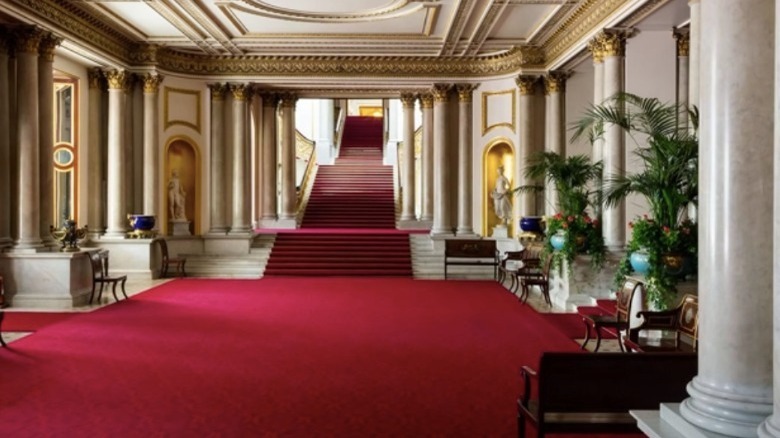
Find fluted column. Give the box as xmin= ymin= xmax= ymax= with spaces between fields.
xmin=13 ymin=28 xmax=44 ymax=250
xmin=104 ymin=69 xmax=127 ymax=238
xmin=0 ymin=36 xmax=11 ymax=247
xmin=400 ymin=93 xmax=416 ymax=222
xmin=688 ymin=0 xmax=701 ymax=113
xmin=251 ymin=88 xmax=263 ymax=227
xmin=208 ymin=83 xmax=228 ymax=234
xmin=588 ymin=38 xmax=605 ymax=168
xmin=676 ymin=1 xmax=774 ymax=436
xmin=38 ymin=33 xmax=59 ymax=246
xmin=431 ymin=84 xmax=453 ymax=236
xmin=123 ymin=74 xmax=136 ymax=216
xmin=419 ymin=93 xmax=434 ymax=223
xmin=142 ymin=73 xmax=162 ymax=226
xmin=516 ymin=75 xmax=536 ymax=222
xmin=455 ymin=83 xmax=477 ymax=235
xmin=599 ymin=30 xmax=628 ymax=250
xmin=260 ymin=92 xmax=279 ymax=224
xmin=229 ymin=84 xmax=251 ymax=234
xmin=86 ymin=69 xmax=104 ymax=237
xmin=675 ymin=32 xmax=690 ymax=129
xmin=279 ymin=93 xmax=298 ymax=223
xmin=544 ymin=72 xmax=567 ymax=216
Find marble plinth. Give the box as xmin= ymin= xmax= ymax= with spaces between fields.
xmin=492 ymin=225 xmax=508 ymax=238
xmin=171 ymin=220 xmax=192 ymax=236
xmin=86 ymin=238 xmax=160 ymax=279
xmin=548 ymin=254 xmax=622 ymax=311
xmin=0 ymin=251 xmax=93 ymax=309
xmin=632 ymin=403 xmax=733 ymax=438
xmin=203 ymin=234 xmax=253 ymax=255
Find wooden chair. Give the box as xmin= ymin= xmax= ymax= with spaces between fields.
xmin=89 ymin=250 xmax=128 ymax=304
xmin=520 ymin=255 xmax=553 ymax=306
xmin=580 ymin=280 xmax=644 ymax=352
xmin=624 ymin=294 xmax=699 ymax=353
xmin=498 ymin=250 xmax=526 ymax=293
xmin=0 ymin=308 xmax=6 ymax=348
xmin=157 ymin=238 xmax=186 ymax=278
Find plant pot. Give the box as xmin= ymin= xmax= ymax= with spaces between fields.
xmin=574 ymin=234 xmax=587 ymax=251
xmin=661 ymin=252 xmax=692 ymax=278
xmin=630 ymin=251 xmax=651 ymax=275
xmin=550 ymin=232 xmax=566 ymax=251
xmin=520 ymin=216 xmax=543 ymax=233
xmin=128 ymin=214 xmax=156 ymax=231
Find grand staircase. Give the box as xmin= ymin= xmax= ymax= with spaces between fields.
xmin=263 ymin=116 xmax=413 ymax=277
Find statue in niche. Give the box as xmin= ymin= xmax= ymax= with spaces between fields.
xmin=491 ymin=165 xmax=512 ymax=226
xmin=168 ymin=170 xmax=187 ymax=221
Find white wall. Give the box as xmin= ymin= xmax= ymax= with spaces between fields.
xmin=565 ymin=60 xmax=595 ymax=158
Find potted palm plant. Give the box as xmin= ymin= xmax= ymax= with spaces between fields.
xmin=512 ymin=151 xmax=605 ymax=273
xmin=571 ymin=92 xmax=698 ymax=309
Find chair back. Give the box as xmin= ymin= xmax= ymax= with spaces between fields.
xmin=676 ymin=294 xmax=699 ymax=348
xmin=540 ymin=253 xmax=553 ymax=281
xmin=616 ymin=280 xmax=644 ymax=324
xmin=157 ymin=238 xmax=170 ymax=262
xmin=89 ymin=250 xmax=109 ymax=280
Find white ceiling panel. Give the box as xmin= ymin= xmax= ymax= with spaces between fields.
xmin=101 ymin=2 xmax=184 ymax=38
xmin=490 ymin=4 xmax=555 ymax=39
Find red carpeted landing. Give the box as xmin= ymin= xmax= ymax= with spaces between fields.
xmin=0 ymin=278 xmax=640 ymax=437
xmin=2 ymin=312 xmax=76 ymax=331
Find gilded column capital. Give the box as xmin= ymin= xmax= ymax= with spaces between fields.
xmin=674 ymin=32 xmax=690 ymax=57
xmin=12 ymin=26 xmax=44 ymax=54
xmin=208 ymin=83 xmax=227 ymax=100
xmin=431 ymin=84 xmax=452 ymax=103
xmin=596 ymin=29 xmax=635 ymax=58
xmin=38 ymin=33 xmax=62 ymax=62
xmin=418 ymin=93 xmax=434 ymax=109
xmin=260 ymin=91 xmax=279 ymax=107
xmin=142 ymin=73 xmax=163 ymax=94
xmin=515 ymin=75 xmax=538 ymax=95
xmin=400 ymin=93 xmax=416 ymax=108
xmin=104 ymin=69 xmax=127 ymax=90
xmin=87 ymin=67 xmax=104 ymax=89
xmin=229 ymin=83 xmax=249 ymax=101
xmin=279 ymin=92 xmax=298 ymax=108
xmin=123 ymin=73 xmax=137 ymax=93
xmin=587 ymin=37 xmax=604 ymax=63
xmin=544 ymin=71 xmax=570 ymax=95
xmin=455 ymin=83 xmax=479 ymax=102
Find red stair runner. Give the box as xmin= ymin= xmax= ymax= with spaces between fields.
xmin=265 ymin=116 xmax=412 ymax=277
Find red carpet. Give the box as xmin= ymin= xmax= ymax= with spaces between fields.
xmin=3 ymin=311 xmax=76 ymax=331
xmin=0 ymin=278 xmax=640 ymax=437
xmin=266 ymin=116 xmax=413 ymax=276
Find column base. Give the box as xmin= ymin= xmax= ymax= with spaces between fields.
xmin=398 ymin=219 xmax=428 ymax=230
xmin=104 ymin=229 xmax=129 ymax=239
xmin=228 ymin=226 xmax=252 ymax=236
xmin=758 ymin=414 xmax=780 ymax=437
xmin=679 ymin=378 xmax=772 ymax=438
xmin=206 ymin=227 xmax=229 ymax=236
xmin=11 ymin=239 xmax=46 ymax=253
xmin=456 ymin=227 xmax=476 ymax=236
xmin=420 ymin=214 xmax=433 ymax=222
xmin=430 ymin=228 xmax=454 ymax=237
xmin=633 ymin=403 xmax=734 ymax=438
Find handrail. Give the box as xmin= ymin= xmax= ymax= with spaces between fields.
xmin=295 ymin=130 xmax=316 ymax=212
xmin=333 ymin=105 xmax=346 ymax=159
xmin=395 ymin=142 xmax=403 ymax=215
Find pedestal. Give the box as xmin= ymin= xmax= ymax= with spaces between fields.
xmin=171 ymin=220 xmax=192 ymax=236
xmin=0 ymin=251 xmax=93 ymax=309
xmin=492 ymin=225 xmax=508 ymax=238
xmin=549 ymin=253 xmax=622 ymax=311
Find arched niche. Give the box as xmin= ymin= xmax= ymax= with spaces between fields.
xmin=482 ymin=138 xmax=515 ymax=237
xmin=164 ymin=137 xmax=201 ymax=235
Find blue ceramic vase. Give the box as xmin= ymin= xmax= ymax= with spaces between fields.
xmin=519 ymin=216 xmax=543 ymax=233
xmin=550 ymin=232 xmax=566 ymax=251
xmin=630 ymin=251 xmax=651 ymax=275
xmin=128 ymin=214 xmax=156 ymax=231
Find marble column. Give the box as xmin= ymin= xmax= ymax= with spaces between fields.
xmin=142 ymin=73 xmax=162 ymax=225
xmin=677 ymin=1 xmax=774 ymax=436
xmin=104 ymin=69 xmax=127 ymax=238
xmin=260 ymin=92 xmax=279 ymax=224
xmin=688 ymin=0 xmax=701 ymax=114
xmin=38 ymin=33 xmax=59 ymax=246
xmin=0 ymin=36 xmax=11 ymax=247
xmin=599 ymin=30 xmax=628 ymax=250
xmin=279 ymin=93 xmax=298 ymax=224
xmin=208 ymin=83 xmax=228 ymax=234
xmin=400 ymin=93 xmax=416 ymax=222
xmin=86 ymin=68 xmax=104 ymax=237
xmin=419 ymin=93 xmax=434 ymax=223
xmin=250 ymin=88 xmax=262 ymax=227
xmin=13 ymin=28 xmax=44 ymax=250
xmin=455 ymin=83 xmax=478 ymax=236
xmin=229 ymin=84 xmax=251 ymax=234
xmin=588 ymin=38 xmax=605 ymax=167
xmin=761 ymin=3 xmax=780 ymax=435
xmin=675 ymin=31 xmax=690 ymax=129
xmin=543 ymin=72 xmax=567 ymax=217
xmin=516 ymin=75 xmax=537 ymax=221
xmin=123 ymin=74 xmax=136 ymax=216
xmin=430 ymin=83 xmax=453 ymax=236
xmin=316 ymin=99 xmax=335 ymax=165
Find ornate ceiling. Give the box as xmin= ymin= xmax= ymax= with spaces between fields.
xmin=0 ymin=0 xmax=686 ymax=79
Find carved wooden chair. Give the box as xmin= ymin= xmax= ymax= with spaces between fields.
xmin=498 ymin=250 xmax=526 ymax=293
xmin=519 ymin=254 xmax=553 ymax=306
xmin=580 ymin=280 xmax=644 ymax=352
xmin=624 ymin=294 xmax=699 ymax=353
xmin=157 ymin=238 xmax=186 ymax=278
xmin=89 ymin=250 xmax=128 ymax=304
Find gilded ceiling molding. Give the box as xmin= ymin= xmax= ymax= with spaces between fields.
xmin=456 ymin=83 xmax=479 ymax=102
xmin=400 ymin=93 xmax=417 ymax=108
xmin=674 ymin=32 xmax=690 ymax=57
xmin=515 ymin=75 xmax=538 ymax=95
xmin=518 ymin=46 xmax=545 ymax=68
xmin=227 ymin=0 xmax=424 ymax=23
xmin=143 ymin=73 xmax=164 ymax=94
xmin=87 ymin=68 xmax=104 ymax=90
xmin=131 ymin=44 xmax=160 ymax=66
xmin=38 ymin=33 xmax=61 ymax=62
xmin=105 ymin=69 xmax=127 ymax=90
xmin=418 ymin=93 xmax=434 ymax=108
xmin=544 ymin=71 xmax=570 ymax=94
xmin=542 ymin=0 xmax=626 ymax=63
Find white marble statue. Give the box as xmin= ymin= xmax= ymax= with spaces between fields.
xmin=491 ymin=165 xmax=512 ymax=226
xmin=168 ymin=170 xmax=187 ymax=221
